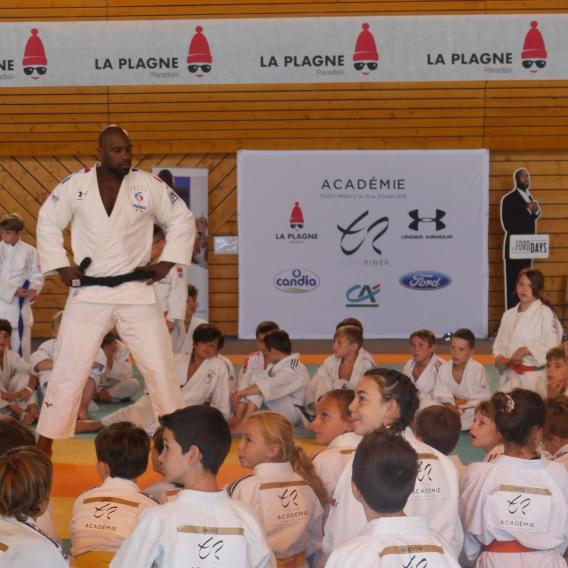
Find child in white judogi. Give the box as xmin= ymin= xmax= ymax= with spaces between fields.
xmin=545 ymin=345 xmax=568 ymax=399
xmin=543 ymin=396 xmax=568 ymax=471
xmin=415 ymin=405 xmax=466 ymax=477
xmin=326 ymin=429 xmax=460 ymax=568
xmin=470 ymin=400 xmax=504 ymax=463
xmin=493 ymin=269 xmax=562 ymax=397
xmin=0 ymin=446 xmax=68 ymax=568
xmin=460 ymin=390 xmax=568 ymax=567
xmin=231 ymin=321 xmax=279 ymax=430
xmin=0 ymin=319 xmax=38 ymax=424
xmin=307 ymin=389 xmax=361 ymax=498
xmin=78 ymin=323 xmax=231 ymax=435
xmin=0 ymin=213 xmax=44 ymax=361
xmin=96 ymin=332 xmax=139 ymax=402
xmin=323 ymin=369 xmax=463 ymax=561
xmin=142 ymin=426 xmax=180 ymax=504
xmin=228 ymin=411 xmax=325 ymax=567
xmin=231 ymin=330 xmax=309 ymax=427
xmin=151 ymin=225 xmax=188 ymax=349
xmin=402 ymin=328 xmax=444 ymax=409
xmin=110 ymin=405 xmax=275 ymax=568
xmin=71 ymin=422 xmax=156 ymax=563
xmin=433 ymin=329 xmax=490 ymax=430
xmin=305 ymin=323 xmax=375 ymax=409
xmin=174 ymin=284 xmax=207 ymax=354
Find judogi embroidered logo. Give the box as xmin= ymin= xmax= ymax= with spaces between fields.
xmin=132 ymin=189 xmax=147 ymax=211
xmin=412 ymin=453 xmax=443 ymax=499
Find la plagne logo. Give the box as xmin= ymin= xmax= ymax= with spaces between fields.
xmin=273 ymin=268 xmax=320 ymax=293
xmin=22 ymin=28 xmax=48 ymax=80
xmin=520 ymin=21 xmax=547 ymax=74
xmin=275 ymin=202 xmax=319 ymax=243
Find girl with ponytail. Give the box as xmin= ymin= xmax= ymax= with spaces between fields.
xmin=460 ymin=389 xmax=568 ymax=567
xmin=227 ymin=411 xmax=325 ymax=567
xmin=323 ymin=368 xmax=463 ymax=560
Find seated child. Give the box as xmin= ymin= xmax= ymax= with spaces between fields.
xmin=151 ymin=225 xmax=188 ymax=347
xmin=110 ymin=405 xmax=275 ymax=567
xmin=460 ymin=389 xmax=568 ymax=567
xmin=307 ymin=389 xmax=361 ymax=497
xmin=142 ymin=426 xmax=180 ymax=504
xmin=543 ymin=395 xmax=568 ymax=470
xmin=231 ymin=321 xmax=279 ymax=428
xmin=29 ymin=310 xmax=106 ymax=420
xmin=469 ymin=400 xmax=504 ymax=462
xmin=96 ymin=332 xmax=139 ymax=402
xmin=415 ymin=405 xmax=464 ymax=476
xmin=0 ymin=446 xmax=68 ymax=568
xmin=71 ymin=422 xmax=156 ymax=563
xmin=546 ymin=345 xmax=568 ymax=398
xmin=402 ymin=329 xmax=444 ymax=409
xmin=77 ymin=323 xmax=231 ymax=435
xmin=0 ymin=417 xmax=59 ymax=542
xmin=231 ymin=330 xmax=310 ymax=427
xmin=326 ymin=429 xmax=460 ymax=567
xmin=305 ymin=322 xmax=375 ymax=409
xmin=175 ymin=284 xmax=207 ymax=354
xmin=228 ymin=411 xmax=325 ymax=567
xmin=432 ymin=328 xmax=490 ymax=430
xmin=0 ymin=319 xmax=38 ymax=424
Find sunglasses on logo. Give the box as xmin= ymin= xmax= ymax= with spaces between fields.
xmin=188 ymin=64 xmax=211 ymax=73
xmin=354 ymin=62 xmax=378 ymax=71
xmin=23 ymin=66 xmax=46 ymax=75
xmin=522 ymin=60 xmax=546 ymax=69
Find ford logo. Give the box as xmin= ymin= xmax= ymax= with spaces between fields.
xmin=273 ymin=268 xmax=320 ymax=293
xmin=399 ymin=271 xmax=452 ymax=291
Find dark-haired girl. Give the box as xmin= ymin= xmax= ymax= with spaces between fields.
xmin=460 ymin=388 xmax=568 ymax=567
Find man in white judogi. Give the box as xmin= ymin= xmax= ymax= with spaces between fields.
xmin=35 ymin=126 xmax=194 ymax=452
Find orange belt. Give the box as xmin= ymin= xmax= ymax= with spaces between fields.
xmin=484 ymin=540 xmax=538 ymax=554
xmin=502 ymin=359 xmax=544 ymax=374
xmin=276 ymin=551 xmax=306 ymax=567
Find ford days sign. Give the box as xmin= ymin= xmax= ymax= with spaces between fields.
xmin=399 ymin=271 xmax=452 ymax=291
xmin=273 ymin=268 xmax=320 ymax=293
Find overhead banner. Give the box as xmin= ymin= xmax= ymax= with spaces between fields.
xmin=0 ymin=15 xmax=566 ymax=86
xmin=238 ymin=150 xmax=489 ymax=339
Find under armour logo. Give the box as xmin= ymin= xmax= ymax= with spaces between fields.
xmin=337 ymin=210 xmax=389 ymax=255
xmin=93 ymin=503 xmax=118 ymax=520
xmin=278 ymin=488 xmax=299 ymax=508
xmin=417 ymin=461 xmax=433 ymax=482
xmin=408 ymin=209 xmax=446 ymax=232
xmin=403 ymin=556 xmax=428 ymax=568
xmin=507 ymin=494 xmax=530 ymax=515
xmin=198 ymin=536 xmax=224 ymax=560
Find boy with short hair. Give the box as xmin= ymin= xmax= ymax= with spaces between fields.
xmin=415 ymin=405 xmax=465 ymax=476
xmin=432 ymin=328 xmax=490 ymax=430
xmin=175 ymin=284 xmax=207 ymax=354
xmin=70 ymin=421 xmax=156 ymax=562
xmin=305 ymin=323 xmax=375 ymax=409
xmin=0 ymin=212 xmax=44 ymax=360
xmin=110 ymin=405 xmax=275 ymax=567
xmin=0 ymin=319 xmax=38 ymax=424
xmin=545 ymin=345 xmax=568 ymax=398
xmin=230 ymin=330 xmax=310 ymax=426
xmin=543 ymin=395 xmax=568 ymax=470
xmin=326 ymin=429 xmax=459 ymax=567
xmin=96 ymin=331 xmax=139 ymax=402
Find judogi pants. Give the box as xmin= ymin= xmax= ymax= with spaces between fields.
xmin=37 ymin=299 xmax=183 ymax=439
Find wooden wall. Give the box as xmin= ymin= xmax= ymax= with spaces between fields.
xmin=1 ymin=0 xmax=567 ymax=337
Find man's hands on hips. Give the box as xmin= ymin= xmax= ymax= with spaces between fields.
xmin=57 ymin=266 xmax=84 ymax=287
xmin=139 ymin=260 xmax=174 ymax=284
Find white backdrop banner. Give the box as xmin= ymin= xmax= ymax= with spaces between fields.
xmin=238 ymin=150 xmax=489 ymax=339
xmin=0 ymin=15 xmax=565 ymax=86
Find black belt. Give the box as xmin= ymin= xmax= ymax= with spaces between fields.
xmin=70 ymin=257 xmax=155 ymax=288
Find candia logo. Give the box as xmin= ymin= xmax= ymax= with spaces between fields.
xmin=399 ymin=271 xmax=452 ymax=291
xmin=274 ymin=268 xmax=320 ymax=293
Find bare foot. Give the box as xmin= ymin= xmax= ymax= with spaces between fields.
xmin=75 ymin=420 xmax=103 ymax=433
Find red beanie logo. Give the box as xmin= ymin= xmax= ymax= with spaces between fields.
xmin=353 ymin=23 xmax=379 ymax=76
xmin=22 ymin=28 xmax=48 ymax=80
xmin=290 ymin=202 xmax=304 ymax=229
xmin=187 ymin=26 xmax=212 ymax=77
xmin=521 ymin=21 xmax=547 ymax=74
